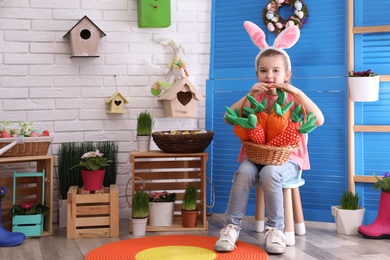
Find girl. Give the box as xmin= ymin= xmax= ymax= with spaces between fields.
xmin=214 ymin=22 xmax=324 ymax=255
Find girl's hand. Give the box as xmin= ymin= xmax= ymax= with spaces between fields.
xmin=271 ymin=83 xmax=299 ymax=95
xmin=250 ymin=82 xmax=270 ymax=93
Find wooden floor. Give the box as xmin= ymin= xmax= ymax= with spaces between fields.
xmin=1 ymin=214 xmax=389 ymax=260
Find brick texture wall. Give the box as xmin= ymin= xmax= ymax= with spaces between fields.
xmin=0 ymin=0 xmax=210 ymax=220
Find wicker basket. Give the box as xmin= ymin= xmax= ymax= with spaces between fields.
xmin=242 ymin=140 xmax=298 ymax=166
xmin=240 ymin=88 xmax=305 ymax=166
xmin=152 ymin=130 xmax=214 ymax=153
xmin=0 ymin=136 xmax=53 ymax=157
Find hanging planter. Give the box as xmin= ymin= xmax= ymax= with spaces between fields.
xmin=348 ymin=69 xmax=380 ymax=102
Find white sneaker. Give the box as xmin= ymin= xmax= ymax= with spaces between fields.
xmin=214 ymin=224 xmax=241 ymax=252
xmin=264 ymin=228 xmax=286 ymax=254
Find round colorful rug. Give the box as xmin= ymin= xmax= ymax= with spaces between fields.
xmin=85 ymin=235 xmax=268 ymax=260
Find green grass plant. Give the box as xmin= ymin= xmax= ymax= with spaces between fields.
xmin=132 ymin=190 xmax=149 ymax=219
xmin=182 ymin=185 xmax=198 ymax=211
xmin=340 ymin=190 xmax=360 ymax=210
xmin=137 ymin=110 xmax=153 ymax=136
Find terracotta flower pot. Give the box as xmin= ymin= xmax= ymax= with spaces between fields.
xmin=181 ymin=209 xmax=199 ymax=228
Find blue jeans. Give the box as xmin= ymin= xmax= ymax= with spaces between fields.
xmin=224 ymin=159 xmax=299 ymax=231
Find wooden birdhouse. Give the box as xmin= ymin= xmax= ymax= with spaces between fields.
xmin=158 ymin=77 xmax=204 ymax=118
xmin=106 ymin=92 xmax=128 ymax=114
xmin=63 ymin=15 xmax=106 ymax=58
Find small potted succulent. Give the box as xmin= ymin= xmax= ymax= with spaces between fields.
xmin=331 ymin=190 xmax=365 ymax=235
xmin=181 ymin=185 xmax=199 ymax=228
xmin=348 ymin=69 xmax=380 ymax=102
xmin=130 ymin=190 xmax=149 ymax=236
xmin=136 ymin=110 xmax=153 ymax=152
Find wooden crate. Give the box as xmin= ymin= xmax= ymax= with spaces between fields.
xmin=67 ymin=184 xmax=119 ymax=239
xmin=129 ymin=151 xmax=208 ymax=232
xmin=0 ymin=155 xmax=54 ymax=236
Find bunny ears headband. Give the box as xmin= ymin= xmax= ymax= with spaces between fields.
xmin=243 ymin=21 xmax=300 ymax=71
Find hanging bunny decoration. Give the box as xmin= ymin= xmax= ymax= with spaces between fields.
xmin=159 ymin=39 xmax=189 ymax=79
xmin=150 ymin=39 xmax=190 ymax=96
xmin=243 ymin=21 xmax=300 ymax=71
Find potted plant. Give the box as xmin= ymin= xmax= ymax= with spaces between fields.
xmin=181 ymin=185 xmax=199 ymax=227
xmin=348 ymin=69 xmax=380 ymax=102
xmin=331 ymin=190 xmax=365 ymax=235
xmin=136 ymin=110 xmax=153 ymax=152
xmin=70 ymin=149 xmax=113 ymax=191
xmin=11 ymin=200 xmax=50 ymax=237
xmin=148 ymin=191 xmax=177 ymax=226
xmin=130 ymin=190 xmax=149 ymax=237
xmin=0 ymin=186 xmax=26 ymax=247
xmin=358 ymin=172 xmax=390 ymax=238
xmin=58 ymin=141 xmax=118 ymax=228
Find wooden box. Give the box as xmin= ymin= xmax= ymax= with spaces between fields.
xmin=12 ymin=214 xmax=44 ymax=236
xmin=67 ymin=185 xmax=119 ymax=239
xmin=130 ymin=151 xmax=208 ymax=232
xmin=0 ymin=155 xmax=54 ymax=236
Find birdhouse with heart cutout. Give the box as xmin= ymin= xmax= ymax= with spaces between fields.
xmin=106 ymin=92 xmax=128 ymax=114
xmin=158 ymin=77 xmax=204 ymax=118
xmin=63 ymin=15 xmax=106 ymax=58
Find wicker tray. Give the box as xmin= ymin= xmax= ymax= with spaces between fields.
xmin=152 ymin=130 xmax=214 ymax=153
xmin=0 ymin=136 xmax=53 ymax=157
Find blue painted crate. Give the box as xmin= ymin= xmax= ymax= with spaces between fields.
xmin=12 ymin=214 xmax=44 ymax=236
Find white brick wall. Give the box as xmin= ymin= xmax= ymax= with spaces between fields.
xmin=0 ymin=0 xmax=211 ymax=220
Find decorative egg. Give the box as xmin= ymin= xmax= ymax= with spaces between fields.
xmin=30 ymin=132 xmax=39 ymax=137
xmin=267 ymin=23 xmax=275 ymax=32
xmin=296 ymin=10 xmax=304 ymax=19
xmin=32 ymin=129 xmax=43 ymax=135
xmin=294 ymin=1 xmax=303 ymax=11
xmin=266 ymin=11 xmax=274 ymax=20
xmin=277 ymin=0 xmax=284 ymax=3
xmin=286 ymin=20 xmax=295 ymax=27
xmin=276 ymin=22 xmax=283 ymax=29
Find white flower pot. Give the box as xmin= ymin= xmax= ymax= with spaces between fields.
xmin=59 ymin=199 xmax=67 ymax=228
xmin=348 ymin=75 xmax=380 ymax=102
xmin=149 ymin=202 xmax=174 ymax=226
xmin=136 ymin=135 xmax=151 ymax=152
xmin=331 ymin=205 xmax=365 ymax=235
xmin=130 ymin=217 xmax=148 ymax=237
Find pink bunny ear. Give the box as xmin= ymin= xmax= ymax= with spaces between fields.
xmin=243 ymin=21 xmax=269 ymax=50
xmin=273 ymin=25 xmax=300 ymax=49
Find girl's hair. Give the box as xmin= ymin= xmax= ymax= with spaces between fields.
xmin=256 ymin=49 xmax=290 ymax=72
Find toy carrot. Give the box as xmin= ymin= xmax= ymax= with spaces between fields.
xmin=225 ymin=113 xmax=259 ymax=142
xmin=225 ymin=106 xmax=253 ymax=141
xmin=267 ymin=112 xmax=317 ymax=147
xmin=243 ymin=95 xmax=268 ymax=130
xmin=266 ymin=101 xmax=293 ymax=142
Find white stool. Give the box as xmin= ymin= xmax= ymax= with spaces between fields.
xmin=254 ymin=136 xmax=307 ymax=246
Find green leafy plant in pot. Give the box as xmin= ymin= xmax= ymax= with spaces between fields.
xmin=131 ymin=190 xmax=149 ymax=237
xmin=136 ymin=110 xmax=153 ymax=152
xmin=331 ymin=190 xmax=365 ymax=235
xmin=181 ymin=185 xmax=199 ymax=228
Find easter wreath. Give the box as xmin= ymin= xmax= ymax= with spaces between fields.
xmin=262 ymin=0 xmax=309 ymax=35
